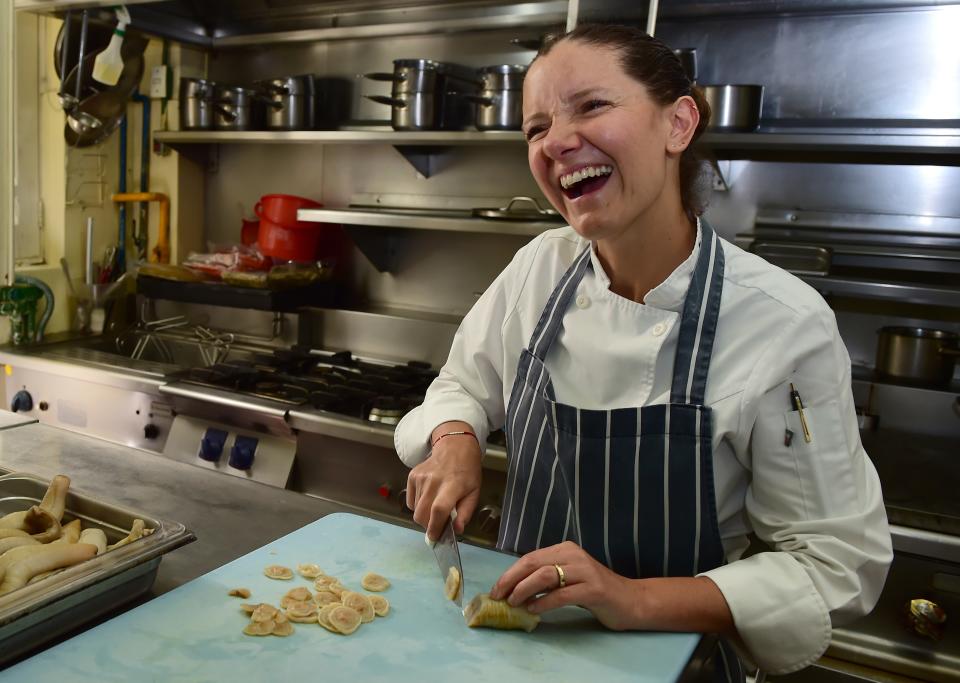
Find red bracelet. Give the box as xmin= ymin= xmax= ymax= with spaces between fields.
xmin=430 ymin=430 xmax=479 ymax=450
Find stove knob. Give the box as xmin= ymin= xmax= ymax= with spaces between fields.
xmin=229 ymin=436 xmax=258 ymax=471
xmin=143 ymin=424 xmax=160 ymax=440
xmin=10 ymin=390 xmax=32 ymax=413
xmin=199 ymin=428 xmax=228 ymax=463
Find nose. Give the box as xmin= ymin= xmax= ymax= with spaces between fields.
xmin=541 ymin=118 xmax=581 ymax=160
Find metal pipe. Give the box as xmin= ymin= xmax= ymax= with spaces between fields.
xmin=118 ymin=114 xmax=127 ymax=273
xmin=132 ymin=93 xmax=151 ymax=266
xmin=111 ymin=192 xmax=170 ymax=264
xmin=84 ymin=217 xmax=94 ymax=285
xmin=646 ymin=0 xmax=660 ymax=36
xmin=57 ymin=11 xmax=72 ymax=108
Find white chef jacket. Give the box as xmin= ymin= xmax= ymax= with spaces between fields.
xmin=394 ymin=224 xmax=892 ymax=675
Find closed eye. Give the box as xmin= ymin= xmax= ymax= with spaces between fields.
xmin=581 ymin=99 xmax=611 ymax=113
xmin=524 ymin=124 xmax=547 ymax=142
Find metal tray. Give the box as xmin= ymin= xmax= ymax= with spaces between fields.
xmin=0 ymin=473 xmax=195 ymax=665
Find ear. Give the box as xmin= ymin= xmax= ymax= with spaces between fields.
xmin=666 ymin=96 xmax=699 ymax=154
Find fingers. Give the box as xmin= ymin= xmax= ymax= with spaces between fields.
xmin=507 ymin=564 xmax=564 ymax=606
xmin=490 ymin=542 xmax=573 ymax=600
xmin=453 ymin=489 xmax=480 ymax=534
xmin=526 ymin=584 xmax=588 ymax=615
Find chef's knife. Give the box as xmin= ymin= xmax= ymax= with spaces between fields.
xmin=426 ymin=509 xmax=464 ymax=608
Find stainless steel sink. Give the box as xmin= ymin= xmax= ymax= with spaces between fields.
xmin=37 ymin=329 xmax=263 ymax=374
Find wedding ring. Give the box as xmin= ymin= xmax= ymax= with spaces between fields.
xmin=554 ymin=563 xmax=566 ymax=588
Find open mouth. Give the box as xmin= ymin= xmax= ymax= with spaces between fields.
xmin=560 ymin=165 xmax=613 ymax=200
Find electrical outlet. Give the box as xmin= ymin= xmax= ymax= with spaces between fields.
xmin=149 ymin=65 xmax=171 ymax=99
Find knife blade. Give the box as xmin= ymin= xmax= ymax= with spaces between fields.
xmin=426 ymin=509 xmax=464 ymax=608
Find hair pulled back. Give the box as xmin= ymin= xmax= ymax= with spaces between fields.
xmin=536 ymin=24 xmax=712 ymax=221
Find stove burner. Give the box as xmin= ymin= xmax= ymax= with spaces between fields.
xmin=168 ymin=348 xmax=437 ymax=420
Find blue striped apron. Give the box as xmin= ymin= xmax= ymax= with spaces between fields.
xmin=498 ymin=222 xmax=744 ymax=682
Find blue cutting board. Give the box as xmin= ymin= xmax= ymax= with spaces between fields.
xmin=5 ymin=513 xmax=700 ymax=682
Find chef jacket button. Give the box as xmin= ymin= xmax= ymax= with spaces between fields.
xmin=575 ymin=294 xmax=590 ymax=309
xmin=652 ymin=322 xmax=667 ymax=336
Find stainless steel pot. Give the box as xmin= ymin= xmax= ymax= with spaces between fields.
xmin=256 ymin=75 xmax=315 ymax=131
xmin=702 ymin=84 xmax=764 ymax=132
xmin=672 ymin=48 xmax=698 ymax=83
xmin=876 ymin=326 xmax=960 ymax=386
xmin=466 ymin=65 xmax=525 ymax=131
xmin=213 ymin=86 xmax=256 ymax=131
xmin=364 ymin=59 xmax=441 ymax=95
xmin=366 ymin=92 xmax=436 ymax=131
xmin=180 ymin=77 xmax=215 ymax=130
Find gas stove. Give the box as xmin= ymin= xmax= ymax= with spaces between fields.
xmin=165 ymin=347 xmax=437 ymax=424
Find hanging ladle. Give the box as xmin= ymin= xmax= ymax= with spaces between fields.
xmin=65 ymin=10 xmax=103 ymax=136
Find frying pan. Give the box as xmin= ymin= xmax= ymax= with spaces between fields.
xmin=56 ymin=16 xmax=148 ymax=147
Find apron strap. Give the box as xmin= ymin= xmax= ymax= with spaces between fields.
xmin=528 ymin=246 xmax=593 ymax=360
xmin=670 ymin=221 xmax=726 ymax=406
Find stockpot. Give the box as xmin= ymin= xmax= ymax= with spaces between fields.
xmin=213 ymin=86 xmax=256 ymax=131
xmin=876 ymin=326 xmax=960 ymax=387
xmin=466 ymin=64 xmax=526 ymax=131
xmin=256 ymin=74 xmax=315 ymax=130
xmin=702 ymin=84 xmax=764 ymax=131
xmin=366 ymin=92 xmax=437 ymax=130
xmin=364 ymin=59 xmax=442 ymax=95
xmin=179 ymin=77 xmax=215 ymax=130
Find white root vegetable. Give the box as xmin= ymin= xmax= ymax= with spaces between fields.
xmin=368 ymin=594 xmax=390 ymax=617
xmin=444 ymin=566 xmax=462 ymax=603
xmin=25 ymin=506 xmax=61 ymax=543
xmin=0 ymin=510 xmax=27 ymax=530
xmin=0 ymin=529 xmax=29 ymax=540
xmin=107 ymin=519 xmax=145 ymax=550
xmin=341 ymin=591 xmax=375 ymax=623
xmin=463 ymin=593 xmax=541 ymax=633
xmin=0 ymin=536 xmax=40 ymax=555
xmin=0 ymin=543 xmax=97 ymax=595
xmin=52 ymin=519 xmax=82 ymax=545
xmin=360 ymin=572 xmax=390 ymax=592
xmin=79 ymin=528 xmax=107 ymax=554
xmin=39 ymin=475 xmax=70 ymax=521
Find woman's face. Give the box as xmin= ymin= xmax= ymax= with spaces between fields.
xmin=522 ymin=40 xmax=690 ymax=241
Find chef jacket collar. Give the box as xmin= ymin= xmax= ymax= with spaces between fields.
xmin=586 ymin=218 xmax=703 ymax=312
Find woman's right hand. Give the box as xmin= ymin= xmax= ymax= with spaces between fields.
xmin=406 ymin=421 xmax=483 ymax=542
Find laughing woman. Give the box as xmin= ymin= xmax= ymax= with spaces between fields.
xmin=395 ymin=24 xmax=891 ymax=679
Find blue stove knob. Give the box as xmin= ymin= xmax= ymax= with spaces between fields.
xmin=229 ymin=436 xmax=258 ymax=471
xmin=10 ymin=390 xmax=33 ymax=413
xmin=199 ymin=428 xmax=228 ymax=462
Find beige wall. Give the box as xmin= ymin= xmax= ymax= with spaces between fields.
xmin=12 ymin=16 xmax=205 ymax=337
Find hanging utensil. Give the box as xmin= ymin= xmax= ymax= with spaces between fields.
xmin=66 ymin=11 xmax=104 ymax=137
xmin=57 ymin=11 xmax=76 ymax=112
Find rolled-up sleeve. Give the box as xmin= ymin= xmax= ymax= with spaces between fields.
xmin=702 ymin=304 xmax=892 ymax=675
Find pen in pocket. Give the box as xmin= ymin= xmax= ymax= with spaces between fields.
xmin=789 ymin=382 xmax=813 ymax=443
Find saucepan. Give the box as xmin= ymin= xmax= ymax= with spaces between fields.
xmin=875 ymin=326 xmax=960 ymax=387
xmin=701 ymin=85 xmax=764 ymax=132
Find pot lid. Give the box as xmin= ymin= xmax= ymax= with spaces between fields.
xmin=393 ymin=58 xmax=442 ymax=70
xmin=472 ymin=196 xmax=563 ymax=222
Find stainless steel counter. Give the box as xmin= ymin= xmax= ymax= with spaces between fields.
xmin=0 ymin=422 xmax=351 ymax=595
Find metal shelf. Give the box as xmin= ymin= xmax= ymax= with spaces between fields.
xmin=800 ymin=274 xmax=960 ymax=308
xmin=298 ymin=207 xmax=555 ymax=238
xmin=154 ymin=127 xmax=960 ymax=165
xmin=154 ymin=130 xmax=524 ymax=147
xmin=299 ymin=207 xmax=554 ymax=272
xmin=702 ymin=126 xmax=960 ymax=163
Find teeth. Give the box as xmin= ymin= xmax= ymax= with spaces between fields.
xmin=560 ymin=165 xmax=613 ymax=190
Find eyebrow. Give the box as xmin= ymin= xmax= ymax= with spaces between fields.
xmin=522 ymin=87 xmax=612 ymax=127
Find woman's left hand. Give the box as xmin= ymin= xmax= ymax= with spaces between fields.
xmin=489 ymin=541 xmax=639 ymax=631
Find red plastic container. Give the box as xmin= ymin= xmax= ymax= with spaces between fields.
xmin=258 ymin=217 xmax=321 ymax=262
xmin=254 ymin=194 xmax=323 ymax=228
